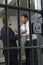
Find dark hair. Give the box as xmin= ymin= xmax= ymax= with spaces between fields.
xmin=2 ymin=17 xmax=9 ymax=24
xmin=2 ymin=17 xmax=6 ymax=24
xmin=21 ymin=14 xmax=28 ymax=19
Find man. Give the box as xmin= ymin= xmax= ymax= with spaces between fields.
xmin=15 ymin=14 xmax=38 ymax=65
xmin=21 ymin=14 xmax=38 ymax=65
xmin=1 ymin=17 xmax=19 ymax=65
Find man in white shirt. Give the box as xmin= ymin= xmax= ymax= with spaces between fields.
xmin=15 ymin=14 xmax=38 ymax=65
xmin=20 ymin=14 xmax=38 ymax=65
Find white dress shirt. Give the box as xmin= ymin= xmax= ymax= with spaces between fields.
xmin=21 ymin=21 xmax=37 ymax=41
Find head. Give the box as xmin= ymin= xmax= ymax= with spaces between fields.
xmin=8 ymin=17 xmax=12 ymax=26
xmin=21 ymin=14 xmax=28 ymax=24
xmin=3 ymin=17 xmax=12 ymax=26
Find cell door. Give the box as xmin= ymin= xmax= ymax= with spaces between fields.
xmin=0 ymin=0 xmax=43 ymax=65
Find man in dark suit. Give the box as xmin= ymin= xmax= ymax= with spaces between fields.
xmin=1 ymin=17 xmax=19 ymax=65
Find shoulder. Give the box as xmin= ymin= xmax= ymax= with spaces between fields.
xmin=21 ymin=24 xmax=24 ymax=29
xmin=8 ymin=27 xmax=14 ymax=35
xmin=1 ymin=26 xmax=5 ymax=32
xmin=26 ymin=21 xmax=29 ymax=27
xmin=8 ymin=27 xmax=13 ymax=32
xmin=27 ymin=21 xmax=29 ymax=24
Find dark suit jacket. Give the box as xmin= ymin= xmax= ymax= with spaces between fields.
xmin=1 ymin=26 xmax=18 ymax=56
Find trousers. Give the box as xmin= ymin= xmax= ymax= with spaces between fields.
xmin=25 ymin=39 xmax=38 ymax=65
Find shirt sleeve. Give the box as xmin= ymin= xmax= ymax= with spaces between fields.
xmin=21 ymin=25 xmax=27 ymax=36
xmin=20 ymin=25 xmax=23 ymax=31
xmin=21 ymin=22 xmax=29 ymax=36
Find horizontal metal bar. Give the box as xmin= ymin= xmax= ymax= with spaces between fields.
xmin=0 ymin=46 xmax=43 ymax=50
xmin=0 ymin=4 xmax=42 ymax=14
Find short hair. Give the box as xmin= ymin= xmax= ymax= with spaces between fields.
xmin=2 ymin=17 xmax=6 ymax=24
xmin=2 ymin=17 xmax=9 ymax=24
xmin=21 ymin=14 xmax=28 ymax=19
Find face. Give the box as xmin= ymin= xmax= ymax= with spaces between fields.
xmin=8 ymin=18 xmax=12 ymax=26
xmin=21 ymin=16 xmax=27 ymax=24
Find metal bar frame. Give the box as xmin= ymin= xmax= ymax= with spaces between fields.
xmin=0 ymin=46 xmax=43 ymax=49
xmin=28 ymin=0 xmax=33 ymax=65
xmin=0 ymin=4 xmax=42 ymax=14
xmin=5 ymin=0 xmax=9 ymax=65
xmin=0 ymin=0 xmax=43 ymax=65
xmin=17 ymin=0 xmax=21 ymax=65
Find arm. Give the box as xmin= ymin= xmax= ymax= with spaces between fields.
xmin=21 ymin=30 xmax=27 ymax=34
xmin=20 ymin=25 xmax=27 ymax=34
xmin=14 ymin=29 xmax=27 ymax=34
xmin=14 ymin=29 xmax=18 ymax=33
xmin=9 ymin=28 xmax=21 ymax=41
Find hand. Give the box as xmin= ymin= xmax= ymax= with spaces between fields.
xmin=14 ymin=29 xmax=18 ymax=33
xmin=14 ymin=29 xmax=16 ymax=32
xmin=21 ymin=30 xmax=27 ymax=34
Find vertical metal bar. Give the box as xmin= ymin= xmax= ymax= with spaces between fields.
xmin=40 ymin=0 xmax=43 ymax=65
xmin=28 ymin=0 xmax=33 ymax=65
xmin=41 ymin=0 xmax=43 ymax=18
xmin=17 ymin=0 xmax=21 ymax=65
xmin=5 ymin=0 xmax=7 ymax=41
xmin=5 ymin=1 xmax=9 ymax=65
